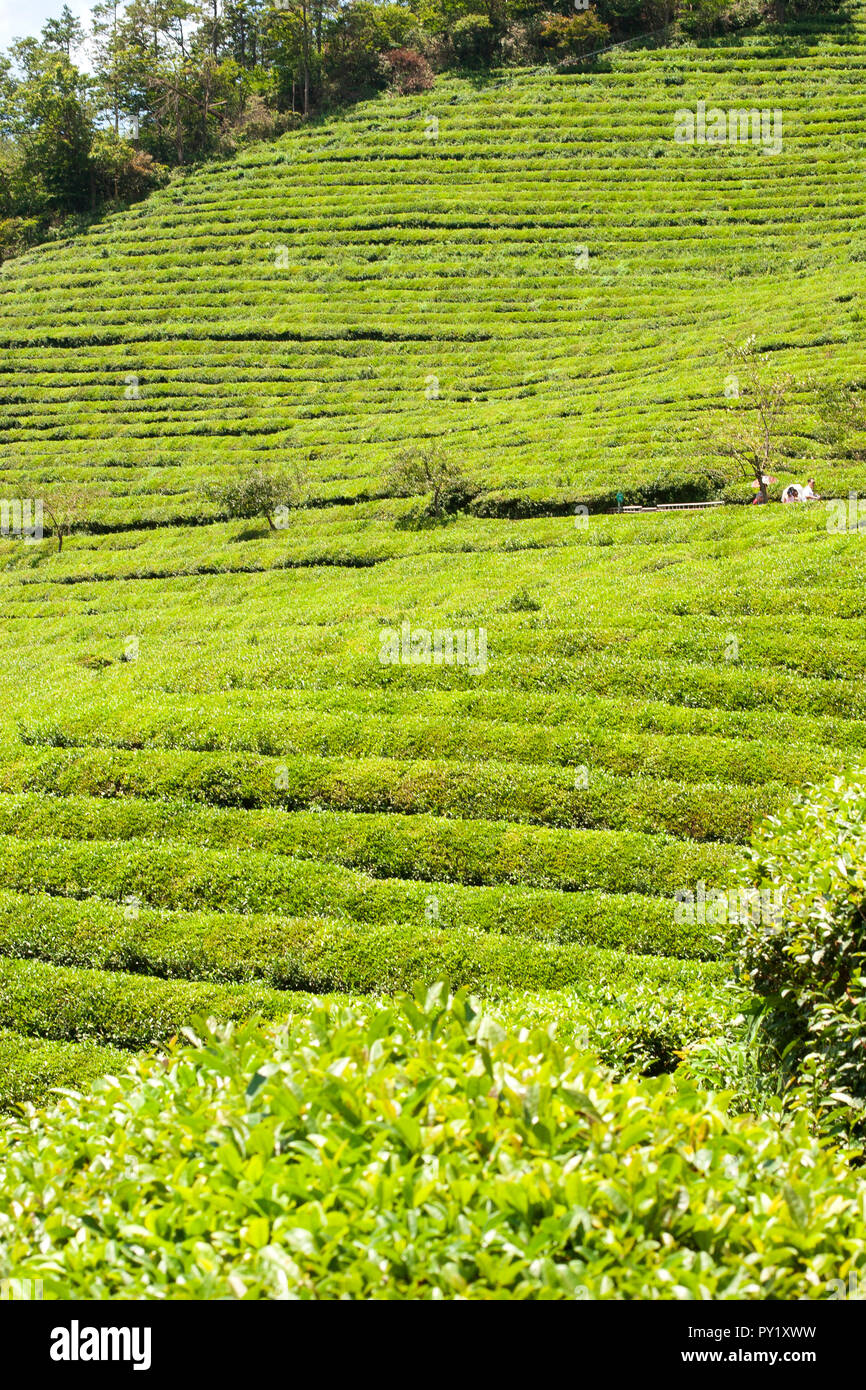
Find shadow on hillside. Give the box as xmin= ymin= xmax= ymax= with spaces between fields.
xmin=393 ymin=507 xmax=459 ymax=531
xmin=459 ymin=68 xmax=519 ymax=91
xmin=232 ymin=526 xmax=273 ymax=542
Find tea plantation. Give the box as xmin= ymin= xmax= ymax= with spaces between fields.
xmin=0 ymin=10 xmax=864 ymax=517
xmin=1 ymin=10 xmax=866 ymax=1299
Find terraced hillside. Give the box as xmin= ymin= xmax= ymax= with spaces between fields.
xmin=0 ymin=15 xmax=865 ymax=1107
xmin=2 ymin=494 xmax=866 ymax=1105
xmin=0 ymin=11 xmax=865 ymax=523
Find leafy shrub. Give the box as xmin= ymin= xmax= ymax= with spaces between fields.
xmin=322 ymin=1 xmax=421 ymax=98
xmin=0 ymin=214 xmax=44 ymax=260
xmin=504 ymin=587 xmax=541 ymax=612
xmin=220 ymin=96 xmax=296 ymax=152
xmin=733 ymin=774 xmax=866 ymax=1140
xmin=678 ymin=0 xmax=732 ymax=37
xmin=90 ymin=133 xmax=169 ymax=204
xmin=2 ymin=985 xmax=865 ymax=1299
xmin=380 ymin=48 xmax=434 ymax=95
xmin=540 ymin=12 xmax=610 ymax=59
xmin=497 ymin=976 xmax=734 ymax=1079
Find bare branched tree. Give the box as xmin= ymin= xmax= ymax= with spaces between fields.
xmin=41 ymin=483 xmax=99 ymax=552
xmin=720 ymin=336 xmax=794 ymax=502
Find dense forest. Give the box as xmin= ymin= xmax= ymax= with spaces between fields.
xmin=0 ymin=0 xmax=837 ymax=255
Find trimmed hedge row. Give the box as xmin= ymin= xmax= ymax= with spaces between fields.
xmin=17 ymin=702 xmax=844 ymax=789
xmin=0 ymin=835 xmax=725 ymax=955
xmin=0 ymin=794 xmax=738 ymax=897
xmin=467 ymin=470 xmax=727 ymax=518
xmin=23 ymin=685 xmax=866 ymax=759
xmin=0 ymin=943 xmax=729 ymax=1082
xmin=0 ymin=889 xmax=727 ymax=1002
xmin=4 ymin=748 xmax=776 ymax=842
xmin=35 ymin=642 xmax=862 ymax=716
xmin=0 ymin=957 xmax=325 ymax=1050
xmin=0 ymin=1028 xmax=127 ymax=1112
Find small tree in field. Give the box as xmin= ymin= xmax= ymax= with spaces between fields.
xmin=207 ymin=464 xmax=308 ymax=531
xmin=42 ymin=483 xmax=97 ymax=552
xmin=385 ymin=446 xmax=474 ymax=519
xmin=720 ymin=337 xmax=795 ymax=502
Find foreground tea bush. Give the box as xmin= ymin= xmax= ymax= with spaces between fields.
xmin=735 ymin=774 xmax=866 ymax=1139
xmin=2 ymin=986 xmax=864 ymax=1300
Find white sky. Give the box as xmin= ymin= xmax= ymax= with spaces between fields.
xmin=0 ymin=0 xmax=93 ymax=56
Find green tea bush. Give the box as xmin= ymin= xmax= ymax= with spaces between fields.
xmin=0 ymin=893 xmax=725 ymax=1030
xmin=2 ymin=986 xmax=865 ymax=1300
xmin=0 ymin=792 xmax=737 ymax=902
xmin=15 ymin=694 xmax=850 ymax=787
xmin=0 ymin=1029 xmax=126 ymax=1111
xmin=8 ymin=746 xmax=777 ymax=841
xmin=0 ymin=957 xmax=325 ymax=1050
xmin=734 ymin=774 xmax=866 ymax=1139
xmin=496 ymin=976 xmax=735 ymax=1079
xmin=0 ymin=832 xmax=722 ymax=956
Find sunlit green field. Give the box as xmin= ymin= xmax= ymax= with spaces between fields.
xmin=1 ymin=495 xmax=865 ymax=1105
xmin=0 ymin=13 xmax=864 ymax=1109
